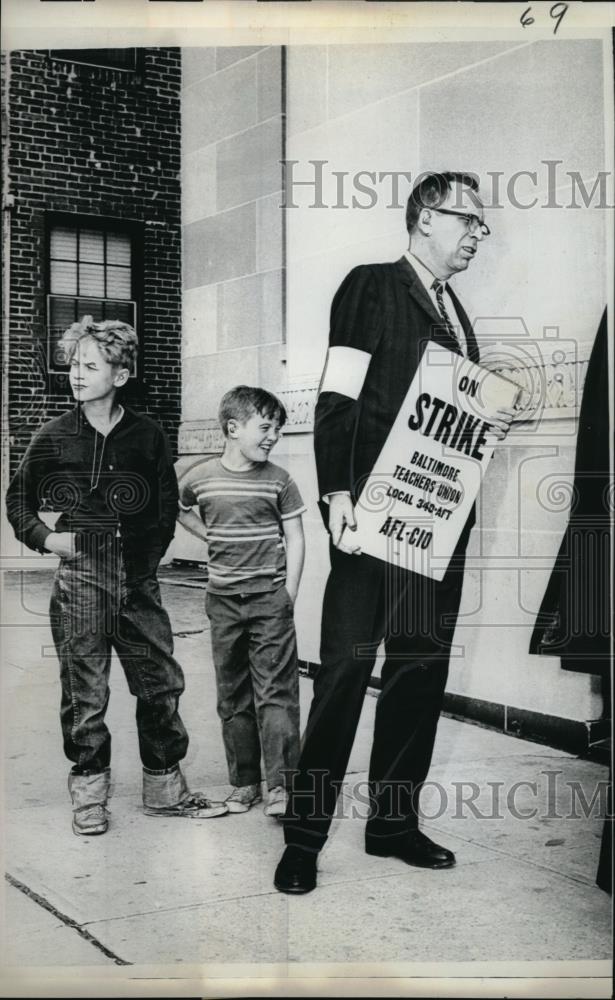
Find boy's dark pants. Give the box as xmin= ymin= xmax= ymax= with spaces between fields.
xmin=205 ymin=587 xmax=300 ymax=791
xmin=49 ymin=536 xmax=189 ymax=774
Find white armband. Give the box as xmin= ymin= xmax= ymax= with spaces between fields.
xmin=319 ymin=346 xmax=371 ymax=400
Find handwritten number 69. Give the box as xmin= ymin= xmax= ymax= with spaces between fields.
xmin=521 ymin=3 xmax=568 ymax=34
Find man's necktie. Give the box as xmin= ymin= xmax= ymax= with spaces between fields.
xmin=432 ymin=279 xmax=463 ymax=355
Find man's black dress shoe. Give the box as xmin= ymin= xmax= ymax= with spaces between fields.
xmin=274 ymin=846 xmax=318 ymax=894
xmin=365 ymin=829 xmax=456 ymax=869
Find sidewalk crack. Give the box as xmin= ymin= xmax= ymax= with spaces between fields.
xmin=5 ymin=872 xmax=132 ymax=966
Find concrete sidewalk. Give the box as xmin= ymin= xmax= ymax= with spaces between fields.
xmin=1 ymin=570 xmax=611 ymax=994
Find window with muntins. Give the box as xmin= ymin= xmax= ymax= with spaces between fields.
xmin=47 ymin=219 xmax=139 ymax=374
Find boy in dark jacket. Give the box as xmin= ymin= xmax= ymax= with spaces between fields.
xmin=6 ymin=317 xmax=227 ymax=835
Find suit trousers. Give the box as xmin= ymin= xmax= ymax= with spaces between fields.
xmin=283 ymin=540 xmax=466 ymax=852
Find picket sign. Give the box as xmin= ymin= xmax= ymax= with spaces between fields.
xmin=342 ymin=343 xmax=520 ymax=581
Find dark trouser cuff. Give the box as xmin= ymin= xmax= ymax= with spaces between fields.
xmin=365 ymin=817 xmax=413 ymax=840
xmin=283 ymin=823 xmax=326 ymax=855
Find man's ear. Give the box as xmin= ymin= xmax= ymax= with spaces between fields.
xmin=227 ymin=418 xmax=238 ymax=439
xmin=417 ymin=207 xmax=432 ymax=235
xmin=113 ymin=367 xmax=131 ymax=388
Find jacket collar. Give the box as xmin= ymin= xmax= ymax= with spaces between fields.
xmin=71 ymin=403 xmax=135 ymax=436
xmin=446 ymin=284 xmax=480 ymax=363
xmin=395 ymin=255 xmax=480 ymax=363
xmin=395 ymin=255 xmax=442 ymax=326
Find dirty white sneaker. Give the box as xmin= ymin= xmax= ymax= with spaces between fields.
xmin=142 ymin=766 xmax=228 ymax=818
xmin=225 ymin=784 xmax=262 ymax=813
xmin=68 ymin=769 xmax=111 ymax=836
xmin=264 ymin=786 xmax=288 ymax=818
xmin=144 ymin=791 xmax=229 ymax=819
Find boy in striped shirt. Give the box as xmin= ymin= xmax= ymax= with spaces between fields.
xmin=178 ymin=386 xmax=306 ymax=818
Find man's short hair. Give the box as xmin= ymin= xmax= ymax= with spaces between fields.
xmin=406 ymin=171 xmax=480 ymax=235
xmin=218 ymin=385 xmax=287 ymax=437
xmin=60 ymin=315 xmax=138 ymax=370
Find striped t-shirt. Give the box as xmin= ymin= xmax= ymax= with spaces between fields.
xmin=179 ymin=457 xmax=306 ymax=595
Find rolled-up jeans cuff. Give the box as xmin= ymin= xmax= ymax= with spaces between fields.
xmin=143 ymin=764 xmax=180 ymax=776
xmin=70 ymin=765 xmax=110 ymax=776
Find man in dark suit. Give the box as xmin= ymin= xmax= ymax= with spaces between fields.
xmin=274 ymin=171 xmax=514 ymax=894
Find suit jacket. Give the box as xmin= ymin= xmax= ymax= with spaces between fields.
xmin=314 ymin=256 xmax=480 ymax=504
xmin=529 ymin=308 xmax=610 ymax=675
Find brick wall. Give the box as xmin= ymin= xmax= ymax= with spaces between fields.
xmin=4 ymin=48 xmax=183 ymax=476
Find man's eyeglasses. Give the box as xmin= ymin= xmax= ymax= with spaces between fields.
xmin=431 ymin=208 xmax=491 ymax=237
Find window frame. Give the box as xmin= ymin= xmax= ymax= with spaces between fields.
xmin=45 ymin=213 xmax=144 ymax=378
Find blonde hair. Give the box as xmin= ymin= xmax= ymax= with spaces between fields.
xmin=61 ymin=315 xmax=138 ymax=370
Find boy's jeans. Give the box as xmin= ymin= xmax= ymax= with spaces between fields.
xmin=205 ymin=586 xmax=300 ymax=791
xmin=49 ymin=535 xmax=189 ymax=774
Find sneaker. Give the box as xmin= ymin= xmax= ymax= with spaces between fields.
xmin=142 ymin=766 xmax=228 ymax=818
xmin=72 ymin=802 xmax=109 ymax=836
xmin=225 ymin=784 xmax=262 ymax=813
xmin=264 ymin=786 xmax=288 ymax=818
xmin=144 ymin=792 xmax=228 ymax=819
xmin=68 ymin=770 xmax=111 ymax=836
